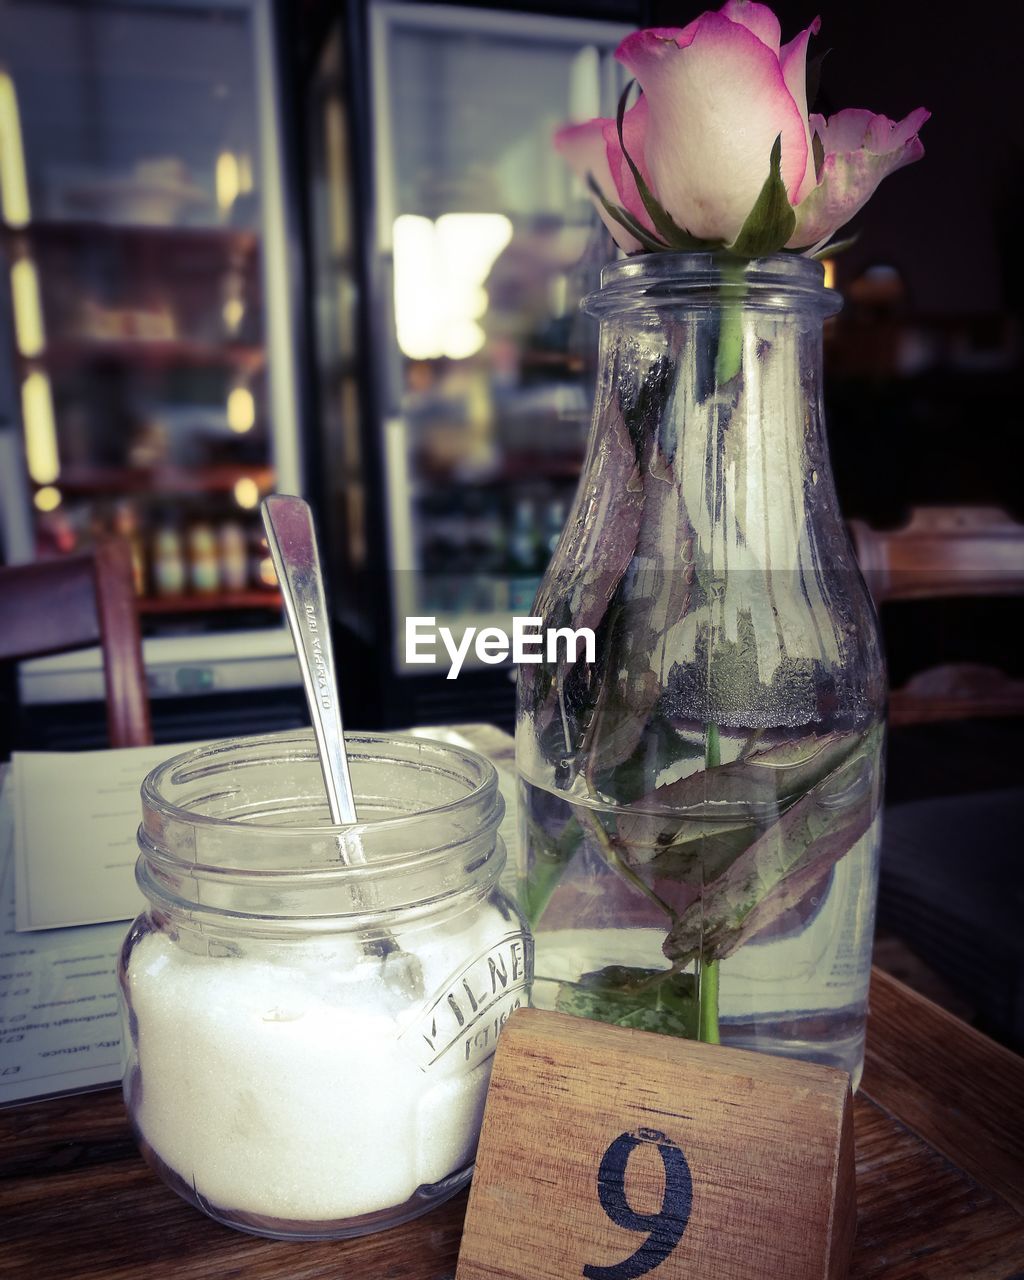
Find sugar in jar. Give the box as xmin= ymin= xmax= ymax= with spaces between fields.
xmin=118 ymin=731 xmax=531 ymax=1239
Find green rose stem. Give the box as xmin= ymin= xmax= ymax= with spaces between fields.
xmin=697 ymin=256 xmax=747 ymax=1042
xmin=698 ymin=957 xmax=720 ymax=1043
xmin=699 ymin=723 xmax=722 ymax=1044
xmin=714 ymin=256 xmax=747 ymax=386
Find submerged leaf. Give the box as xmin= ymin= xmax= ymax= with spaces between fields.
xmin=612 ymin=727 xmax=866 ymax=867
xmin=581 ymin=733 xmax=870 ymax=934
xmin=592 ymin=712 xmax=703 ymax=805
xmin=555 ymin=964 xmax=699 ymax=1039
xmin=657 ymin=729 xmax=865 ymax=810
xmin=646 ymin=819 xmax=759 ymax=881
xmin=663 ymin=725 xmax=882 ymax=964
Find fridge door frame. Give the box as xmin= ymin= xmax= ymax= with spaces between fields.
xmin=366 ymin=1 xmax=632 ymax=677
xmin=6 ymin=0 xmax=305 ymax=704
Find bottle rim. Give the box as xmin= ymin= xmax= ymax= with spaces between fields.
xmin=584 ymin=251 xmax=842 ymax=318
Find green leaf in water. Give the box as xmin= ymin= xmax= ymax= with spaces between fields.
xmin=663 ymin=725 xmax=882 ymax=965
xmin=555 ymin=964 xmax=700 ymax=1040
xmin=645 ymin=819 xmax=760 ymax=882
xmin=609 ymin=728 xmax=864 ymax=880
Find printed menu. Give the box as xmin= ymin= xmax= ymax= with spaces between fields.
xmin=13 ymin=743 xmax=201 ymax=931
xmin=0 ymin=771 xmax=126 ymax=1104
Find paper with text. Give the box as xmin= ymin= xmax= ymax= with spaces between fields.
xmin=0 ymin=772 xmax=126 ymax=1104
xmin=13 ymin=743 xmax=198 ymax=931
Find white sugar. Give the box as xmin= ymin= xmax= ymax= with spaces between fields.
xmin=126 ymin=904 xmax=512 ymax=1222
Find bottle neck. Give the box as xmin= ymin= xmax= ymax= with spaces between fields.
xmin=548 ymin=257 xmax=872 ymax=712
xmin=583 ymin=284 xmax=839 ymax=574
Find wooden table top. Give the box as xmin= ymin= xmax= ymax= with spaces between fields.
xmin=2 ymin=728 xmax=1023 ymax=1278
xmin=3 ymin=970 xmax=1022 ymax=1279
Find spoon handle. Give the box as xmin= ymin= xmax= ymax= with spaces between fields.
xmin=261 ymin=494 xmax=357 ymax=827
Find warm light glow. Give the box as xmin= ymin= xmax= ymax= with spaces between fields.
xmin=0 ymin=70 xmax=31 ymax=227
xmin=216 ymin=150 xmax=240 ymax=212
xmin=21 ymin=371 xmax=59 ymax=484
xmin=233 ymin=475 xmax=260 ymax=509
xmin=226 ymin=385 xmax=255 ymax=433
xmin=257 ymin=554 xmax=278 ymax=587
xmin=822 ymin=258 xmax=836 ymax=291
xmin=393 ymin=212 xmax=513 ymax=360
xmin=11 ymin=257 xmax=45 ymax=356
xmin=33 ymin=484 xmax=61 ymax=512
xmin=222 ymin=297 xmax=244 ymax=333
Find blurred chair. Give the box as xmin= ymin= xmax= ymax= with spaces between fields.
xmin=850 ymin=505 xmax=1024 ymax=725
xmin=851 ymin=506 xmax=1024 ymax=1051
xmin=0 ymin=540 xmax=152 ymax=747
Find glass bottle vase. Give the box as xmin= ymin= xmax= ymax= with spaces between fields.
xmin=515 ymin=252 xmax=885 ymax=1086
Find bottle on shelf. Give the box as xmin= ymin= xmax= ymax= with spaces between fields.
xmin=218 ymin=519 xmax=249 ymax=592
xmin=187 ymin=520 xmax=221 ymax=595
xmin=151 ymin=516 xmax=187 ymax=598
xmin=112 ymin=500 xmax=147 ymax=596
xmin=251 ymin=529 xmax=278 ymax=590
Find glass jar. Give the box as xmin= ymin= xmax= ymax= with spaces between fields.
xmin=516 ymin=253 xmax=885 ymax=1086
xmin=118 ymin=731 xmax=531 ymax=1240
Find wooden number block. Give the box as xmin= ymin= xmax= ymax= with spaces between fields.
xmin=456 ymin=1008 xmax=855 ymax=1280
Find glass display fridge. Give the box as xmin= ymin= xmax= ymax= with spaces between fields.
xmin=0 ymin=0 xmax=305 ymax=727
xmin=304 ymin=0 xmax=638 ymax=727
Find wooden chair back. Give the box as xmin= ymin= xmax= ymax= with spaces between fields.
xmin=849 ymin=507 xmax=1024 ymax=726
xmin=0 ymin=540 xmax=153 ymax=746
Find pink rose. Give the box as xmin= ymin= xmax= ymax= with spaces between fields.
xmin=555 ymin=1 xmax=929 ymax=255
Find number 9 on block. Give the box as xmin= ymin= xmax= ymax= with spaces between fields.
xmin=455 ymin=1008 xmax=855 ymax=1280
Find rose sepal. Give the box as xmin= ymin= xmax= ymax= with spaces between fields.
xmin=727 ymin=134 xmax=796 ymax=257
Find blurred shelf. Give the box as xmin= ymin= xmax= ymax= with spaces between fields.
xmin=418 ymin=455 xmax=583 ymax=490
xmin=520 ymin=350 xmax=584 ymax=372
xmin=498 ymin=454 xmax=582 ymax=482
xmin=2 ymin=219 xmax=259 ymax=255
xmin=56 ymin=464 xmax=274 ymax=496
xmin=32 ymin=338 xmax=265 ymax=373
xmin=139 ymin=590 xmax=281 ymax=616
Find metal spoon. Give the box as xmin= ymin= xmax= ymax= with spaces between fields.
xmin=262 ymin=495 xmax=421 ymax=989
xmin=261 ymin=493 xmax=358 ymax=834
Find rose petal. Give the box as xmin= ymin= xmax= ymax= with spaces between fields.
xmin=720 ymin=0 xmax=781 ymax=53
xmin=617 ymin=20 xmax=702 ymax=61
xmin=617 ymin=13 xmax=808 ymax=242
xmin=780 ymin=17 xmax=822 ymax=201
xmin=788 ymin=107 xmax=930 ymax=248
xmin=555 ymin=118 xmax=643 ymax=253
xmin=603 ymin=94 xmax=654 ymax=233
